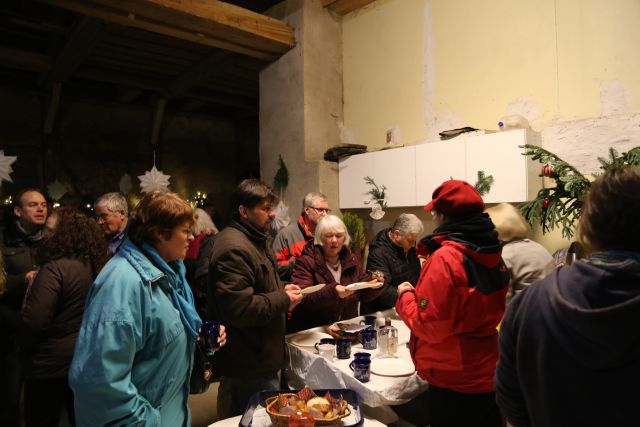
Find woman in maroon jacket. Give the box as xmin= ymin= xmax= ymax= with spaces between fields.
xmin=288 ymin=215 xmax=384 ymax=333
xmin=19 ymin=207 xmax=109 ymax=427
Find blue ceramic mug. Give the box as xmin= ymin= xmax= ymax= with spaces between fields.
xmin=336 ymin=338 xmax=352 ymax=359
xmin=359 ymin=315 xmax=377 ymax=329
xmin=353 ymin=352 xmax=371 ymax=361
xmin=349 ymin=358 xmax=371 ymax=382
xmin=361 ymin=328 xmax=378 ymax=350
xmin=201 ymin=320 xmax=221 ymax=356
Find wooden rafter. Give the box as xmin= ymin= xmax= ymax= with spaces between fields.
xmin=0 ymin=46 xmax=51 ymax=72
xmin=324 ymin=0 xmax=377 ymax=16
xmin=50 ymin=16 xmax=110 ymax=82
xmin=40 ymin=0 xmax=295 ymax=61
xmin=167 ymin=50 xmax=232 ymax=97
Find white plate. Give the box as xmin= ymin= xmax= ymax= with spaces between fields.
xmin=345 ymin=281 xmax=383 ymax=291
xmin=371 ymin=358 xmax=415 ymax=377
xmin=288 ymin=331 xmax=333 ymax=348
xmin=300 ymin=283 xmax=326 ymax=295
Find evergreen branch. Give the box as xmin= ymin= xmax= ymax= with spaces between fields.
xmin=363 ymin=176 xmax=387 ymax=209
xmin=474 ymin=170 xmax=494 ymax=196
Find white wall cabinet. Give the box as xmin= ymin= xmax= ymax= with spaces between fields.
xmin=338 ymin=146 xmax=416 ymax=208
xmin=338 ymin=129 xmax=542 ymax=209
xmin=464 ymin=129 xmax=542 ymax=204
xmin=415 ymin=139 xmax=466 ymax=205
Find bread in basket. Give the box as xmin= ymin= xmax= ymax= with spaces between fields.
xmin=265 ymin=387 xmax=350 ymax=426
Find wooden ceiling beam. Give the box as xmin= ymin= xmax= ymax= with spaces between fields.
xmin=40 ymin=0 xmax=295 ymax=61
xmin=50 ymin=16 xmax=110 ymax=82
xmin=167 ymin=50 xmax=233 ymax=97
xmin=325 ymin=0 xmax=377 ymax=16
xmin=0 ymin=46 xmax=51 ymax=73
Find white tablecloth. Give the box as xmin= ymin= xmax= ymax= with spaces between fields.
xmin=284 ymin=310 xmax=429 ymax=407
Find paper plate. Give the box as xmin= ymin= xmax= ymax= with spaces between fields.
xmin=289 ymin=331 xmax=333 ymax=348
xmin=345 ymin=281 xmax=383 ymax=291
xmin=370 ymin=358 xmax=415 ymax=377
xmin=300 ymin=283 xmax=326 ymax=295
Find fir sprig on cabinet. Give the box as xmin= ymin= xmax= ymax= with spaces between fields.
xmin=474 ymin=170 xmax=494 ymax=196
xmin=363 ymin=176 xmax=387 ymax=209
xmin=520 ymin=144 xmax=640 ymax=239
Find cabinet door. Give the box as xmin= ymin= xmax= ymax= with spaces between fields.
xmin=339 ymin=146 xmax=416 ymax=208
xmin=465 ymin=129 xmax=533 ymax=203
xmin=415 ymin=140 xmax=466 ymax=205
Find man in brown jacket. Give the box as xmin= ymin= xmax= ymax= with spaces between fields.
xmin=207 ymin=179 xmax=303 ymax=419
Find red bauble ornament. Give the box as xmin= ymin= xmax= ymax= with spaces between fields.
xmin=543 ymin=198 xmax=551 ymax=209
xmin=542 ymin=163 xmax=554 ymax=178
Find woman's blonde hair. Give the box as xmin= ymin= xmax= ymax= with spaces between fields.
xmin=484 ymin=203 xmax=530 ymax=242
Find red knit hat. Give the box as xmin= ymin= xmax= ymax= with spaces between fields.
xmin=423 ymin=180 xmax=485 ymax=216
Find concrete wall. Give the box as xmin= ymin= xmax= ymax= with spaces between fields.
xmin=0 ymin=86 xmax=254 ymax=224
xmin=261 ymin=0 xmax=342 ymax=218
xmin=340 ymin=0 xmax=640 ymax=252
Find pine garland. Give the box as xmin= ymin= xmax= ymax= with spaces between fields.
xmin=520 ymin=144 xmax=640 ymax=238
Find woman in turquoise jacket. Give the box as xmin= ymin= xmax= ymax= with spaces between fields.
xmin=69 ymin=190 xmax=225 ymax=427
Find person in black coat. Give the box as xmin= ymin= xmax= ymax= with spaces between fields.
xmin=362 ymin=213 xmax=423 ymax=313
xmin=19 ymin=207 xmax=109 ymax=427
xmin=0 ymin=188 xmax=47 ymax=426
xmin=496 ymin=166 xmax=640 ymax=427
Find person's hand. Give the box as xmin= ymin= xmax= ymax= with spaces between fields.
xmin=397 ymin=282 xmax=415 ymax=294
xmin=217 ymin=324 xmax=227 ymax=348
xmin=335 ymin=284 xmax=355 ymax=299
xmin=285 ymin=283 xmax=303 ymax=311
xmin=25 ymin=270 xmax=38 ymax=285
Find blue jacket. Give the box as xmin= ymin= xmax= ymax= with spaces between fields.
xmin=69 ymin=239 xmax=197 ymax=427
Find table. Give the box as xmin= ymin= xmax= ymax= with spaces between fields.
xmin=283 ymin=309 xmax=429 ymax=408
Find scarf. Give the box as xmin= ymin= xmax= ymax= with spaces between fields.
xmin=14 ymin=219 xmax=44 ymax=244
xmin=423 ymin=212 xmax=500 ymax=252
xmin=141 ymin=242 xmax=202 ymax=340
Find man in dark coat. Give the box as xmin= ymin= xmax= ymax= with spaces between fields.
xmin=363 ymin=213 xmax=423 ymax=313
xmin=207 ymin=179 xmax=303 ymax=419
xmin=0 ymin=188 xmax=47 ymax=425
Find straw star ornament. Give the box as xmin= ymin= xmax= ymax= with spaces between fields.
xmin=138 ymin=165 xmax=171 ymax=193
xmin=0 ymin=150 xmax=17 ymax=185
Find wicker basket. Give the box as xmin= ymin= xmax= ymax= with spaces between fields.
xmin=265 ymin=393 xmax=351 ymax=426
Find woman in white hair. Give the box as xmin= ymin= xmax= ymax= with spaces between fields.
xmin=485 ymin=203 xmax=555 ymax=304
xmin=288 ymin=215 xmax=384 ymax=332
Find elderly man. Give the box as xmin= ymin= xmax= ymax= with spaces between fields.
xmin=363 ymin=213 xmax=423 ymax=313
xmin=207 ymin=179 xmax=303 ymax=418
xmin=273 ymin=192 xmax=330 ymax=281
xmin=0 ymin=188 xmax=47 ymax=425
xmin=94 ymin=192 xmax=129 ymax=253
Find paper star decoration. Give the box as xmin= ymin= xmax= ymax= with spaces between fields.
xmin=119 ymin=173 xmax=132 ymax=194
xmin=138 ymin=166 xmax=170 ymax=193
xmin=46 ymin=179 xmax=68 ymax=201
xmin=0 ymin=150 xmax=17 ymax=185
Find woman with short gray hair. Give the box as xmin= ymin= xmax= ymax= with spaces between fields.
xmin=289 ymin=215 xmax=384 ymax=332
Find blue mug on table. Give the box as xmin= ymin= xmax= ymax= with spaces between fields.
xmin=201 ymin=320 xmax=221 ymax=356
xmin=353 ymin=352 xmax=371 ymax=361
xmin=361 ymin=328 xmax=377 ymax=350
xmin=349 ymin=358 xmax=371 ymax=383
xmin=359 ymin=315 xmax=378 ymax=329
xmin=314 ymin=338 xmax=336 ymax=353
xmin=336 ymin=338 xmax=352 ymax=359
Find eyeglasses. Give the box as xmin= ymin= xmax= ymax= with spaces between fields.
xmin=309 ymin=207 xmax=331 ymax=214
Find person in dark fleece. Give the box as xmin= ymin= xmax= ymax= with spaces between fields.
xmin=496 ymin=166 xmax=640 ymax=427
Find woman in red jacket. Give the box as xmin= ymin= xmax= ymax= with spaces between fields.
xmin=396 ymin=180 xmax=508 ymax=427
xmin=288 ymin=215 xmax=384 ymax=332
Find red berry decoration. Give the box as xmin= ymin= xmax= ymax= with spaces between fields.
xmin=542 ymin=163 xmax=554 ymax=178
xmin=543 ymin=198 xmax=551 ymax=209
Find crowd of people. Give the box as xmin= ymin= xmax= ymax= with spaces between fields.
xmin=0 ymin=166 xmax=639 ymax=426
